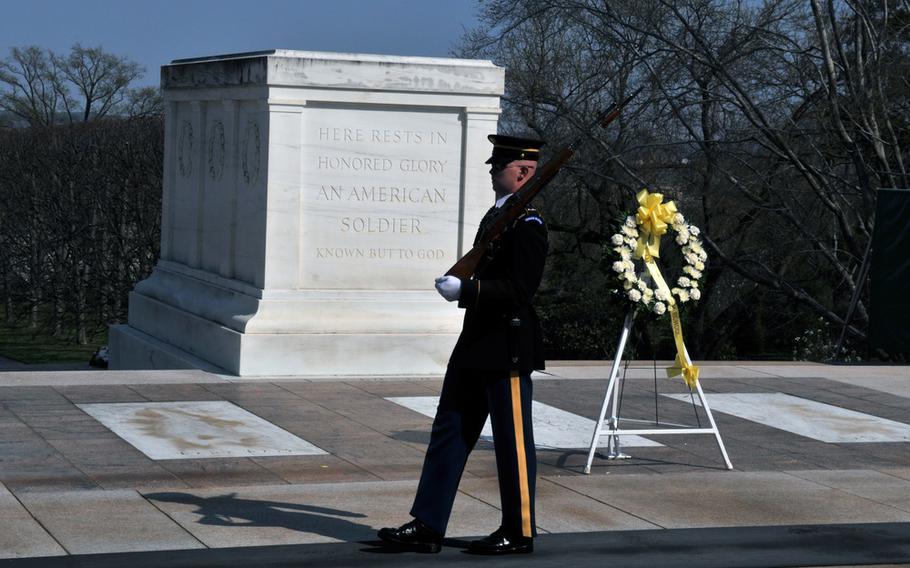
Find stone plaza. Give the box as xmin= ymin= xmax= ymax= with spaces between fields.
xmin=0 ymin=360 xmax=908 ymax=566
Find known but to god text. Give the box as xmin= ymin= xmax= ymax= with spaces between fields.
xmin=316 ymin=247 xmax=446 ymax=260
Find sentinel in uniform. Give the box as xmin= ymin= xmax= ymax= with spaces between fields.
xmin=379 ymin=135 xmax=548 ymax=555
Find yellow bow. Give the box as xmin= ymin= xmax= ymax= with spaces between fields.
xmin=667 ymin=352 xmax=700 ymax=390
xmin=634 ymin=189 xmax=677 ymax=259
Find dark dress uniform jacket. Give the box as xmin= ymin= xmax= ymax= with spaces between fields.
xmin=450 ymin=205 xmax=548 ymax=373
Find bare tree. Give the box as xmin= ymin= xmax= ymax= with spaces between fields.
xmin=458 ymin=0 xmax=909 ymax=358
xmin=0 ymin=46 xmax=65 ymax=127
xmin=0 ymin=44 xmax=149 ymax=126
xmin=52 ymin=44 xmax=144 ymax=123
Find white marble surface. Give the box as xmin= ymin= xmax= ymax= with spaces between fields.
xmin=300 ymin=105 xmax=462 ymax=289
xmin=113 ymin=50 xmax=504 ymax=376
xmin=78 ymin=401 xmax=327 ymax=460
xmin=664 ymin=392 xmax=910 ymax=443
xmin=386 ymin=396 xmax=661 ymax=449
xmin=163 ymin=50 xmax=505 ymax=94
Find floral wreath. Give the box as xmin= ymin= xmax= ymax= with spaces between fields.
xmin=609 ymin=197 xmax=707 ymax=316
xmin=605 ymin=189 xmax=708 ymax=388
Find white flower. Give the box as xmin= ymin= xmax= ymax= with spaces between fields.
xmin=636 ymin=279 xmax=648 ymax=291
xmin=675 ymin=233 xmax=689 ymax=245
xmin=674 ymin=213 xmax=685 ymax=224
xmin=642 ymin=288 xmax=654 ymax=301
xmin=612 ymin=261 xmax=625 ymax=273
xmin=690 ymin=269 xmax=702 ymax=279
xmin=689 ymin=279 xmax=699 ymax=288
xmin=655 ymin=288 xmax=669 ymax=301
xmin=621 ymin=225 xmax=637 ymax=237
xmin=678 ymin=289 xmax=691 ymax=302
xmin=690 ymin=288 xmax=701 ymax=300
xmin=695 ymin=260 xmax=705 ymax=271
xmin=623 ymin=280 xmax=634 ymax=290
xmin=625 ymin=238 xmax=637 ymax=248
xmin=619 ymin=248 xmax=631 ymax=261
xmin=683 ymin=265 xmax=696 ymax=276
xmin=685 ymin=253 xmax=698 ymax=265
xmin=611 ymin=234 xmax=624 ymax=246
xmin=690 ymin=241 xmax=704 ymax=255
xmin=625 ymin=216 xmax=637 ymax=228
xmin=654 ymin=301 xmax=667 ymax=315
xmin=689 ymin=226 xmax=700 ymax=236
xmin=698 ymin=250 xmax=707 ymax=261
xmin=678 ymin=276 xmax=691 ymax=287
xmin=623 ymin=271 xmax=636 ymax=282
xmin=628 ymin=289 xmax=642 ymax=302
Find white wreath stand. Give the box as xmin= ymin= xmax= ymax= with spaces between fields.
xmin=584 ymin=310 xmax=733 ymax=473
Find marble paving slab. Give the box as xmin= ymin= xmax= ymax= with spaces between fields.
xmin=663 ymin=392 xmax=910 ymax=443
xmin=386 ymin=396 xmax=662 ymax=449
xmin=550 ymin=471 xmax=910 ymax=528
xmin=0 ymin=483 xmax=65 ymax=559
xmin=142 ymin=479 xmax=500 ymax=546
xmin=77 ymin=401 xmax=327 ymax=460
xmin=784 ymin=469 xmax=910 ymax=513
xmin=459 ymin=476 xmax=661 ymax=533
xmin=15 ymin=488 xmax=203 ymax=554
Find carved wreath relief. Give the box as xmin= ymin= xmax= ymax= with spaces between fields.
xmin=241 ymin=121 xmax=261 ymax=185
xmin=178 ymin=121 xmax=193 ymax=178
xmin=208 ymin=120 xmax=225 ymax=181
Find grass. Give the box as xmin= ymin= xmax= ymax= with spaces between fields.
xmin=0 ymin=319 xmax=107 ymax=364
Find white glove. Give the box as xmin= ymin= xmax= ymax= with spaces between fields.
xmin=434 ymin=275 xmax=461 ymax=301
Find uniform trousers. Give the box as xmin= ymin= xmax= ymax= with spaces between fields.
xmin=410 ymin=364 xmax=537 ymax=538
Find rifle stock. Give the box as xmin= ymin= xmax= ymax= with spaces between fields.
xmin=445 ymin=89 xmax=640 ymax=279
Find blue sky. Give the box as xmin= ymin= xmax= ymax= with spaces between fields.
xmin=1 ymin=0 xmax=484 ymax=88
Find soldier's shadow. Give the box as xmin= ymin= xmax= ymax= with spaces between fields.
xmin=146 ymin=492 xmax=375 ymax=543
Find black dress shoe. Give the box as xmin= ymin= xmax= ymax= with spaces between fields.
xmin=377 ymin=518 xmax=443 ymax=553
xmin=468 ymin=527 xmax=533 ymax=555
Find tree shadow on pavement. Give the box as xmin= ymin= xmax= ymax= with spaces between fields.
xmin=145 ymin=492 xmax=375 ymax=543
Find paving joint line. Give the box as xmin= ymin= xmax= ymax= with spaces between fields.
xmin=780 ymin=469 xmax=910 ymax=515
xmin=247 ymin=454 xmax=384 ymax=486
xmin=540 ymin=475 xmax=666 ymax=529
xmin=2 ymin=401 xmax=106 ymax=492
xmin=139 ymin=489 xmax=209 ymax=550
xmin=266 ymin=381 xmax=428 ymax=480
xmin=6 ymin=483 xmax=72 ymax=556
xmin=453 ymin=485 xmax=554 ymax=535
xmin=271 ymin=381 xmax=427 ymax=457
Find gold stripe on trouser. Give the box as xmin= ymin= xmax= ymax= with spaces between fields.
xmin=510 ymin=371 xmax=532 ymax=537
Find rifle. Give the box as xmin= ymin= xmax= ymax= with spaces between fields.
xmin=445 ymin=88 xmax=641 ymax=279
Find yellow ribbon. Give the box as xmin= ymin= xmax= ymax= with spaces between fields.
xmin=633 ymin=189 xmax=699 ymax=389
xmin=634 ymin=189 xmax=678 ymax=260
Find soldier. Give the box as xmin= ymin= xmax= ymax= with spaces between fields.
xmin=378 ymin=135 xmax=548 ymax=555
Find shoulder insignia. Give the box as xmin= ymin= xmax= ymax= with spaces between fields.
xmin=523 ymin=215 xmax=544 ymax=225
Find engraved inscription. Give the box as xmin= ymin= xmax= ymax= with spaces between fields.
xmin=340 ymin=217 xmax=421 ymax=233
xmin=318 ymin=127 xmax=448 ymax=145
xmin=317 ymin=186 xmax=446 ymax=203
xmin=304 ymin=109 xmax=460 ymax=287
xmin=315 ymin=247 xmax=446 ymax=260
